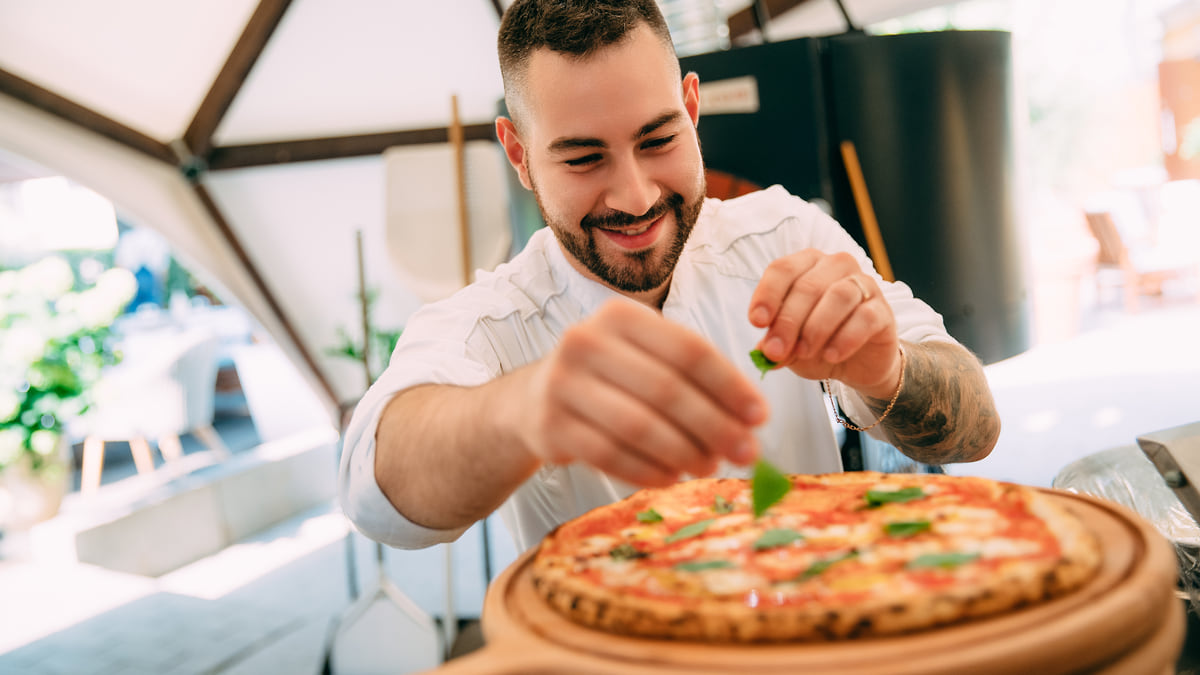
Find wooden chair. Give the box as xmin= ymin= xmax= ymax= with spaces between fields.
xmin=1083 ymin=210 xmax=1197 ymax=312
xmin=80 ymin=330 xmax=230 ymax=493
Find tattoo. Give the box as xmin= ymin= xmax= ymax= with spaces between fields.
xmin=861 ymin=342 xmax=1000 ymax=465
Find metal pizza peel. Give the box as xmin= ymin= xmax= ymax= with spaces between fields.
xmin=1138 ymin=421 xmax=1200 ymax=528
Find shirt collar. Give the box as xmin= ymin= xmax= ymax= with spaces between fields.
xmin=536 ymin=199 xmax=717 ymax=316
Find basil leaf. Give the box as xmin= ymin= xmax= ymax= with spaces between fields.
xmin=753 ymin=528 xmax=804 ymax=550
xmin=610 ymin=543 xmax=648 ymax=561
xmin=749 ymin=349 xmax=778 ymax=379
xmin=907 ymin=552 xmax=980 ymax=570
xmin=800 ymin=550 xmax=859 ymax=579
xmin=752 ymin=459 xmax=792 ymax=518
xmin=884 ymin=520 xmax=931 ymax=538
xmin=864 ymin=486 xmax=926 ymax=508
xmin=713 ymin=495 xmax=734 ymax=514
xmin=664 ymin=518 xmax=715 ymax=543
xmin=637 ymin=508 xmax=663 ymax=523
xmin=674 ymin=560 xmax=735 ymax=572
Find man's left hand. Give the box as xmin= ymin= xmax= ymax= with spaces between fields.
xmin=749 ymin=249 xmax=901 ymax=399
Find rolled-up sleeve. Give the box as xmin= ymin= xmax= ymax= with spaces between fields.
xmin=338 ymin=303 xmax=498 ymax=549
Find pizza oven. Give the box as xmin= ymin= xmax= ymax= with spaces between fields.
xmin=678 ymin=30 xmax=1028 ymax=367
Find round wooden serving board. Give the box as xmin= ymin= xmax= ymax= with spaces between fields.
xmin=429 ymin=490 xmax=1183 ymax=675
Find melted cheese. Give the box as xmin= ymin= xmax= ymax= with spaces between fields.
xmin=700 ymin=568 xmax=769 ymax=595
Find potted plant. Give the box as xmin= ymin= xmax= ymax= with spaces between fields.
xmin=0 ymin=255 xmax=135 ymax=530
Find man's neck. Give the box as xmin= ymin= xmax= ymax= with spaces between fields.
xmin=630 ymin=282 xmax=671 ymax=311
xmin=555 ymin=241 xmax=673 ymax=311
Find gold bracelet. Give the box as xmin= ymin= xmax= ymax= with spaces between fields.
xmin=824 ymin=345 xmax=905 ymax=432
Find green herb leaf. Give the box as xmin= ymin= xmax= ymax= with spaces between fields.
xmin=749 ymin=349 xmax=778 ymax=379
xmin=609 ymin=543 xmax=649 ymax=561
xmin=800 ymin=550 xmax=859 ymax=579
xmin=884 ymin=520 xmax=932 ymax=538
xmin=752 ymin=459 xmax=792 ymax=518
xmin=906 ymin=552 xmax=980 ymax=570
xmin=636 ymin=508 xmax=663 ymax=523
xmin=673 ymin=560 xmax=735 ymax=572
xmin=753 ymin=528 xmax=804 ymax=550
xmin=664 ymin=518 xmax=715 ymax=543
xmin=713 ymin=495 xmax=734 ymax=514
xmin=864 ymin=486 xmax=926 ymax=508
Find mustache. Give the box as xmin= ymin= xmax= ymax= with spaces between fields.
xmin=581 ymin=192 xmax=684 ymax=231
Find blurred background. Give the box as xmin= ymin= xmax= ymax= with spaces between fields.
xmin=1 ymin=0 xmax=1199 ymax=673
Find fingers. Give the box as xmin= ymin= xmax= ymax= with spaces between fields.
xmin=554 ymin=369 xmax=722 ymax=484
xmin=568 ymin=325 xmax=756 ymax=468
xmin=798 ymin=275 xmax=888 ymax=363
xmin=748 ymin=249 xmax=821 ymax=335
xmin=526 ymin=300 xmax=766 ymax=487
xmin=544 ymin=407 xmax=680 ymax=487
xmin=750 ymin=250 xmax=895 ymax=372
xmin=597 ymin=303 xmax=767 ymax=427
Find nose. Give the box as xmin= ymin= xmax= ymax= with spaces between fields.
xmin=604 ymin=156 xmax=660 ymax=218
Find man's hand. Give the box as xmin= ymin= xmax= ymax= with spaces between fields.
xmin=748 ymin=250 xmax=901 ymax=399
xmin=514 ymin=300 xmax=768 ymax=488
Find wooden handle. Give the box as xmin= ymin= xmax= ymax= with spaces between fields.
xmin=450 ymin=94 xmax=473 ymax=288
xmin=840 ymin=140 xmax=894 ymax=282
xmin=418 ymin=642 xmax=559 ymax=675
xmin=355 ymin=229 xmax=372 ymax=387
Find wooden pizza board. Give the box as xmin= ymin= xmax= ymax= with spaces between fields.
xmin=425 ymin=490 xmax=1184 ymax=675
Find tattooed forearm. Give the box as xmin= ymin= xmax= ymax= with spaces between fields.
xmin=861 ymin=341 xmax=1000 ymax=464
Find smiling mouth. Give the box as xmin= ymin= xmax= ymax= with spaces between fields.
xmin=598 ymin=214 xmax=663 ymax=235
xmin=600 ymin=221 xmax=654 ymax=236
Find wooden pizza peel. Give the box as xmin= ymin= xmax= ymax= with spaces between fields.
xmin=420 ymin=490 xmax=1184 ymax=675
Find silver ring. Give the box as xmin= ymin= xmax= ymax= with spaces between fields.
xmin=849 ymin=276 xmax=872 ymax=303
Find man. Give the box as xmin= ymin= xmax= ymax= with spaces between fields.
xmin=340 ymin=0 xmax=1000 ymax=552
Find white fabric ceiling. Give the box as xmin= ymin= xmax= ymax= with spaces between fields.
xmin=0 ymin=0 xmax=956 ymax=420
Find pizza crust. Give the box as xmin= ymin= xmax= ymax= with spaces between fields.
xmin=531 ymin=472 xmax=1103 ymax=643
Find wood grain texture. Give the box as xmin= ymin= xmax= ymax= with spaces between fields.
xmin=424 ymin=490 xmax=1182 ymax=675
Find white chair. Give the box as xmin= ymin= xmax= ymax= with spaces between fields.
xmin=79 ymin=329 xmax=228 ymax=493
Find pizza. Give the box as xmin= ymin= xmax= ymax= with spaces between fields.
xmin=531 ymin=470 xmax=1102 ymax=642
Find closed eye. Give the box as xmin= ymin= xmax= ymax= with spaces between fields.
xmin=564 ymin=153 xmax=602 ymax=167
xmin=641 ymin=135 xmax=676 ymax=150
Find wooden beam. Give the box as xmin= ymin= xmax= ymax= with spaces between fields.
xmin=0 ymin=68 xmax=176 ymax=166
xmin=189 ymin=181 xmax=340 ymax=408
xmin=830 ymin=0 xmax=860 ymax=32
xmin=184 ymin=0 xmax=295 ymax=158
xmin=728 ymin=0 xmax=815 ymax=42
xmin=752 ymin=0 xmax=772 ymax=40
xmin=207 ymin=123 xmax=497 ymax=170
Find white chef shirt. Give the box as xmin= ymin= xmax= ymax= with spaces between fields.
xmin=340 ymin=186 xmax=955 ymax=552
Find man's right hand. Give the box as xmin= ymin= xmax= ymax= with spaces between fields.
xmin=512 ymin=299 xmax=769 ymax=487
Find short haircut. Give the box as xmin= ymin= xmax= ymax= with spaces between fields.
xmin=498 ymin=0 xmax=677 ymax=127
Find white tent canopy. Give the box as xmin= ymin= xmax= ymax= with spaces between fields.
xmin=0 ymin=0 xmax=954 ymax=420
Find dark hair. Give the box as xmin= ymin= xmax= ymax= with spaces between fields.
xmin=498 ymin=0 xmax=676 ymax=121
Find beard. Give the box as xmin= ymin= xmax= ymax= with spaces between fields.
xmin=529 ymin=171 xmax=706 ymax=294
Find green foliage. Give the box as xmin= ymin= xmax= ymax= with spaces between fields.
xmin=664 ymin=518 xmax=714 ymax=543
xmin=636 ymin=508 xmax=663 ymax=523
xmin=751 ymin=459 xmax=792 ymax=517
xmin=753 ymin=528 xmax=804 ymax=551
xmin=0 ymin=257 xmax=133 ymax=474
xmin=749 ymin=349 xmax=777 ymax=379
xmin=324 ymin=286 xmax=403 ymax=385
xmin=864 ymin=486 xmax=926 ymax=508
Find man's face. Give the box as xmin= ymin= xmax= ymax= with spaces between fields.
xmin=499 ymin=24 xmax=706 ymax=301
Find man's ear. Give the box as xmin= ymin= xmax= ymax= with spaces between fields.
xmin=682 ymin=72 xmax=700 ymax=127
xmin=495 ymin=117 xmax=533 ymax=190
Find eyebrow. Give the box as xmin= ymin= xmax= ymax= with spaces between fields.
xmin=546 ymin=111 xmax=683 ymax=154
